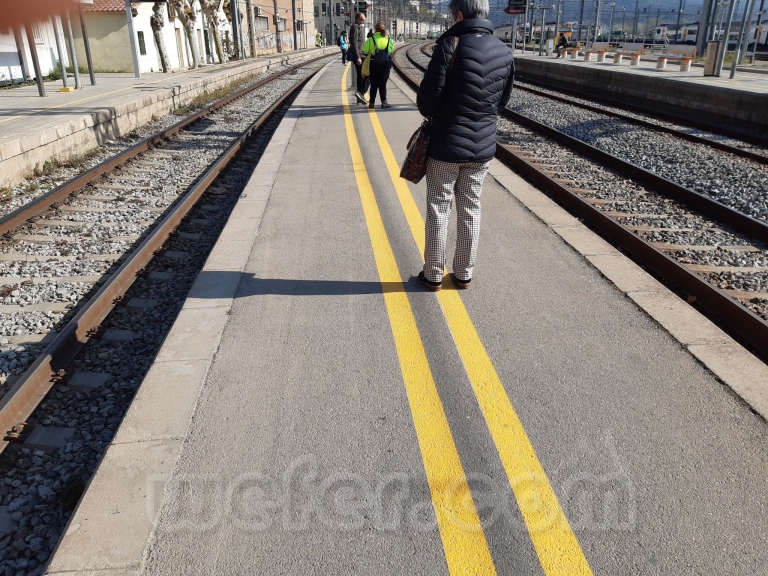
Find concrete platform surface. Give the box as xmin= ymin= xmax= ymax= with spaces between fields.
xmin=515 ymin=52 xmax=768 ymax=93
xmin=0 ymin=48 xmax=337 ymax=187
xmin=46 ymin=61 xmax=768 ymax=575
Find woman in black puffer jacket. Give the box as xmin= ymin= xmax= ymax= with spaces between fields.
xmin=416 ymin=0 xmax=514 ymax=291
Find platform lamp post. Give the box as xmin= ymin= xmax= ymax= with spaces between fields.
xmin=730 ymin=0 xmax=754 ymax=76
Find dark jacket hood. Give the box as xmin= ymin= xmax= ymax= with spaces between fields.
xmin=439 ymin=18 xmax=494 ymax=41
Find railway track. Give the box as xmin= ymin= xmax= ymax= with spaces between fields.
xmin=417 ymin=41 xmax=768 ymax=164
xmin=394 ymin=42 xmax=768 ymax=365
xmin=0 ymin=54 xmax=332 ymax=453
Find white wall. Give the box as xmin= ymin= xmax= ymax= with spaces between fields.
xmin=0 ymin=20 xmax=67 ymax=83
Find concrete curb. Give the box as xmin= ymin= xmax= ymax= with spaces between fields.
xmin=0 ymin=48 xmax=338 ymax=188
xmin=390 ymin=70 xmax=768 ymax=421
xmin=43 ymin=61 xmax=332 ymax=576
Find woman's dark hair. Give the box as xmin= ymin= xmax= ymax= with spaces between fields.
xmin=375 ymin=22 xmax=387 ymax=37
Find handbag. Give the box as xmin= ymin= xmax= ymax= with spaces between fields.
xmin=399 ymin=37 xmax=460 ymax=184
xmin=399 ymin=119 xmax=431 ymax=184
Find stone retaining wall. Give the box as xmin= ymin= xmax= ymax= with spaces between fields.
xmin=0 ymin=47 xmax=338 ymax=188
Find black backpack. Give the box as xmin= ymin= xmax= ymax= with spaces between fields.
xmin=373 ymin=37 xmax=392 ymax=63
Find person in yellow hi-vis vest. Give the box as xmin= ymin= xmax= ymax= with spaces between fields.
xmin=362 ymin=23 xmax=394 ymax=109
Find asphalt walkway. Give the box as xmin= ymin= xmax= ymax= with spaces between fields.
xmin=93 ymin=61 xmax=768 ymax=575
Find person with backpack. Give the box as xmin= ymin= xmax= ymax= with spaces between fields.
xmin=416 ymin=0 xmax=514 ymax=291
xmin=361 ymin=23 xmax=394 ymax=109
xmin=338 ymin=31 xmax=349 ymax=64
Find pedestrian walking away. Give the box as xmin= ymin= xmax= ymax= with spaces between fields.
xmin=362 ymin=23 xmax=394 ymax=109
xmin=416 ymin=0 xmax=515 ymax=291
xmin=338 ymin=31 xmax=349 ymax=64
xmin=555 ymin=32 xmax=568 ymax=58
xmin=348 ymin=12 xmax=370 ymax=104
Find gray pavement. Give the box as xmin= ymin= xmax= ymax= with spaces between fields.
xmin=140 ymin=62 xmax=768 ymax=575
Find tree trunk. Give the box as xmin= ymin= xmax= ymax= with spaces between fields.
xmin=151 ymin=2 xmax=170 ymax=72
xmin=171 ymin=0 xmax=200 ymax=68
xmin=200 ymin=0 xmax=225 ymax=63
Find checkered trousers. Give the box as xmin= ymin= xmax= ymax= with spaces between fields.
xmin=422 ymin=158 xmax=490 ymax=284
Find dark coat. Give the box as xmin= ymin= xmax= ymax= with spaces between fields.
xmin=417 ymin=19 xmax=515 ymax=163
xmin=348 ymin=23 xmax=365 ymax=61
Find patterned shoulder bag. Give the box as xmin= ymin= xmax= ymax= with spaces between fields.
xmin=400 ymin=37 xmax=460 ymax=184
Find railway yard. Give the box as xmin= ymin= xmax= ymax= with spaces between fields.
xmin=0 ymin=36 xmax=766 ymax=576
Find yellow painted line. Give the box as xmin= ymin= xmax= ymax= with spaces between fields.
xmin=366 ymin=107 xmax=594 ymax=576
xmin=341 ymin=65 xmax=497 ymax=575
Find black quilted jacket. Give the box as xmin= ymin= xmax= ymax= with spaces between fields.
xmin=417 ymin=19 xmax=515 ymax=163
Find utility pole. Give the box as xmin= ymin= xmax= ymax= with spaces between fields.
xmin=731 ymin=0 xmax=754 ymax=75
xmin=753 ymin=0 xmax=766 ymax=61
xmin=292 ymin=0 xmax=298 ymax=49
xmin=555 ymin=0 xmax=562 ymax=43
xmin=594 ymin=0 xmax=601 ymax=46
xmin=608 ymin=1 xmax=616 ymax=41
xmin=578 ymin=0 xmax=585 ymax=42
xmin=633 ymin=0 xmax=639 ymax=38
xmin=675 ymin=0 xmax=685 ymax=42
xmin=716 ymin=0 xmax=737 ymax=75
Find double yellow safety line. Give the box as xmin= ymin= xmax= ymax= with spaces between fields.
xmin=340 ymin=66 xmax=593 ymax=576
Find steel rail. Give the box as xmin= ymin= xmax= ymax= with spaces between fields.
xmin=417 ymin=41 xmax=768 ymax=161
xmin=0 ymin=53 xmax=330 ymax=238
xmin=405 ymin=44 xmax=768 ymax=246
xmin=0 ymin=61 xmax=328 ymax=452
xmin=393 ymin=43 xmax=768 ymax=366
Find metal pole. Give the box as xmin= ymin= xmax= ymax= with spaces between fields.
xmin=124 ymin=0 xmax=141 ymax=78
xmin=738 ymin=0 xmax=755 ymax=61
xmin=753 ymin=0 xmax=766 ymax=60
xmin=24 ymin=24 xmax=46 ymax=97
xmin=608 ymin=2 xmax=615 ymax=41
xmin=13 ymin=28 xmax=30 ymax=83
xmin=675 ymin=0 xmax=685 ymax=41
xmin=539 ymin=7 xmax=546 ymax=55
xmin=78 ymin=5 xmax=96 ymax=84
xmin=697 ymin=0 xmax=714 ymax=54
xmin=523 ymin=1 xmax=530 ymax=51
xmin=594 ymin=0 xmax=601 ymax=46
xmin=555 ymin=0 xmax=562 ymax=45
xmin=64 ymin=11 xmax=81 ymax=89
xmin=292 ymin=0 xmax=298 ymax=49
xmin=51 ymin=16 xmax=69 ymax=89
xmin=633 ymin=0 xmax=639 ymax=38
xmin=731 ymin=0 xmax=754 ymax=75
xmin=716 ymin=0 xmax=737 ymax=75
xmin=577 ymin=0 xmax=585 ymax=42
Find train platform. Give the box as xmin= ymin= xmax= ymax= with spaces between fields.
xmin=44 ymin=60 xmax=768 ymax=575
xmin=0 ymin=47 xmax=337 ymax=188
xmin=514 ymin=52 xmax=768 ymax=93
xmin=514 ymin=52 xmax=768 ymax=140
